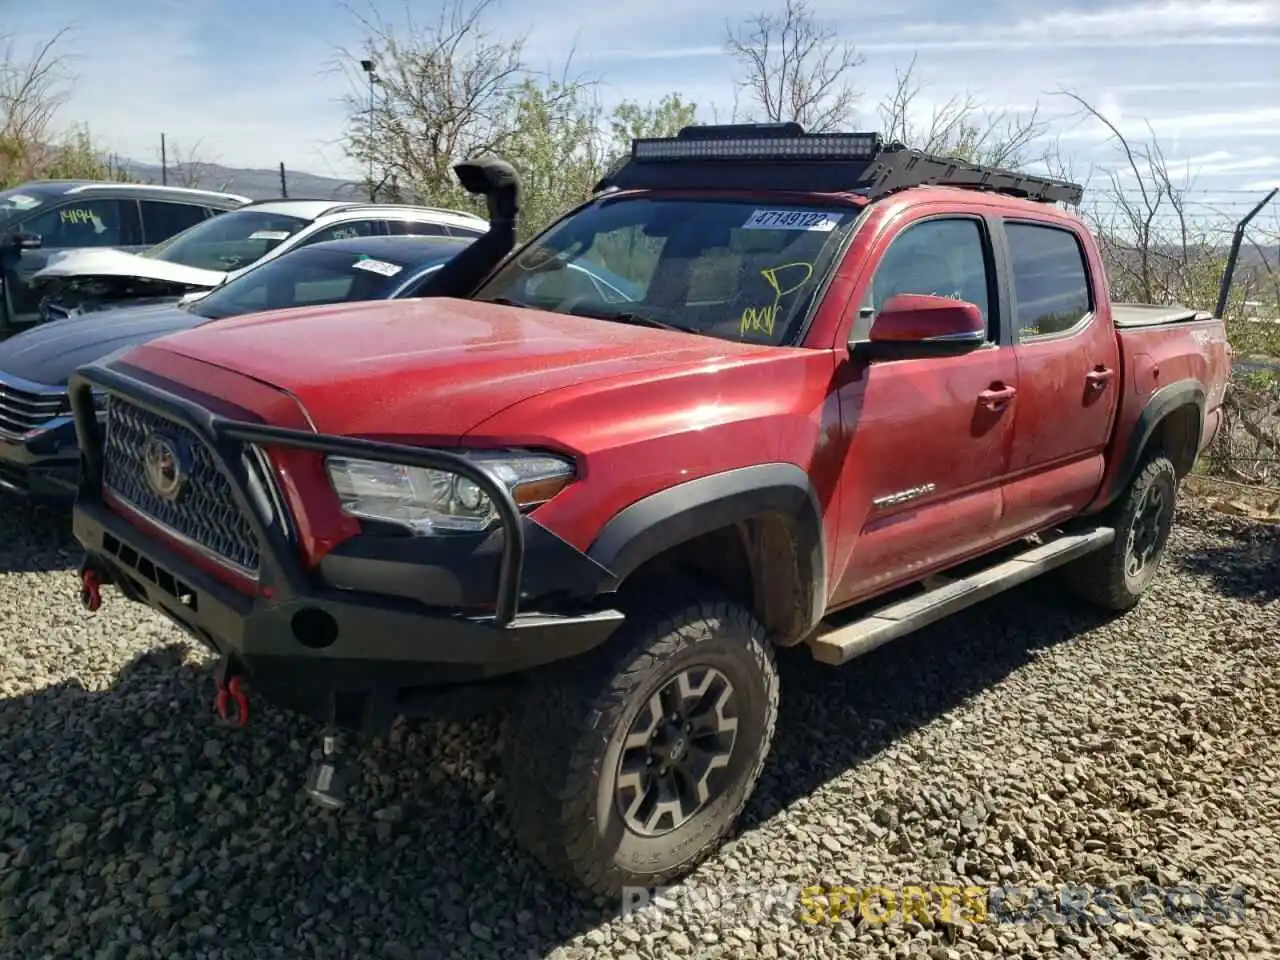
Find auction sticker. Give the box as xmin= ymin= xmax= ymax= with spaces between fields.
xmin=742 ymin=209 xmax=842 ymax=232
xmin=352 ymin=257 xmax=403 ymax=277
xmin=249 ymin=230 xmax=291 ymax=241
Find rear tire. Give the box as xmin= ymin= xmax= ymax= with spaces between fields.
xmin=503 ymin=587 xmax=779 ymax=896
xmin=1064 ymin=453 xmax=1178 ymax=612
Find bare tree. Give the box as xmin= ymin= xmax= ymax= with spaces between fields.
xmin=334 ymin=0 xmax=589 ymax=206
xmin=1051 ymin=89 xmax=1238 ymax=311
xmin=724 ymin=0 xmax=862 ymax=132
xmin=1052 ymin=90 xmax=1280 ymax=484
xmin=0 ymin=28 xmax=72 ymax=184
xmin=876 ymin=55 xmax=1047 ymax=169
xmin=161 ymin=137 xmax=221 ymax=190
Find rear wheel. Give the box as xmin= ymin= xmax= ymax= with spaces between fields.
xmin=503 ymin=588 xmax=779 ymax=896
xmin=1064 ymin=454 xmax=1178 ymax=611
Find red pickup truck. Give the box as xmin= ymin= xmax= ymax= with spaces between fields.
xmin=67 ymin=125 xmax=1232 ymax=897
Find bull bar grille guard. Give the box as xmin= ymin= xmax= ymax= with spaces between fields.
xmin=67 ymin=364 xmax=527 ymax=626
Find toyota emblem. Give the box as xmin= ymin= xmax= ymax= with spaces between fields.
xmin=141 ymin=433 xmax=188 ymax=502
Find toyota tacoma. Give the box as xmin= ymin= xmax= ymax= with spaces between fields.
xmin=66 ymin=124 xmax=1233 ymax=896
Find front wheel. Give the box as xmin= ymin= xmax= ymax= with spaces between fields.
xmin=503 ymin=590 xmax=779 ymax=896
xmin=1064 ymin=453 xmax=1179 ymax=611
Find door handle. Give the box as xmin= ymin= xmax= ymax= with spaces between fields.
xmin=1086 ymin=366 xmax=1114 ymax=390
xmin=978 ymin=384 xmax=1017 ymax=409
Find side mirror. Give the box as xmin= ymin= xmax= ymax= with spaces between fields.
xmin=854 ymin=293 xmax=986 ymax=360
xmin=8 ymin=231 xmax=41 ymax=252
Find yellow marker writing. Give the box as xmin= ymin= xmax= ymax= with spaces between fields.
xmin=740 ymin=262 xmax=814 ymax=338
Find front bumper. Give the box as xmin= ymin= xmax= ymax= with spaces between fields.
xmin=0 ymin=418 xmax=79 ymax=500
xmin=68 ymin=361 xmax=625 ymax=724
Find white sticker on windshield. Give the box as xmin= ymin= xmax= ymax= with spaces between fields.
xmin=6 ymin=194 xmax=40 ymax=210
xmin=352 ymin=257 xmax=403 ymax=277
xmin=248 ymin=230 xmax=291 ymax=241
xmin=741 ymin=209 xmax=842 ymax=232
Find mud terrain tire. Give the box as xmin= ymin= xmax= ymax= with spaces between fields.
xmin=503 ymin=588 xmax=779 ymax=896
xmin=1064 ymin=454 xmax=1179 ymax=612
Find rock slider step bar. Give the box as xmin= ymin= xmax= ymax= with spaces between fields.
xmin=808 ymin=526 xmax=1116 ymax=666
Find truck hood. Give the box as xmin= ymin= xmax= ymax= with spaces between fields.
xmin=31 ymin=248 xmax=227 ymax=289
xmin=0 ymin=301 xmax=203 ymax=386
xmin=146 ymin=297 xmax=770 ymax=440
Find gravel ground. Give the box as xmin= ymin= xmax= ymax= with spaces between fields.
xmin=0 ymin=497 xmax=1277 ymax=960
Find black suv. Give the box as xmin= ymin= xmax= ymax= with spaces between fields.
xmin=0 ymin=181 xmax=250 ymax=331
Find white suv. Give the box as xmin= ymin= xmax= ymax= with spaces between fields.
xmin=33 ymin=200 xmax=489 ymax=319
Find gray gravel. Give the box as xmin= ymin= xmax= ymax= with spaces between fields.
xmin=0 ymin=496 xmax=1277 ymax=959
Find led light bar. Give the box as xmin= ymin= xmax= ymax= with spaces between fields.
xmin=632 ymin=131 xmax=882 ymax=163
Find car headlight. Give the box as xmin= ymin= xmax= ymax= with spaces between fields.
xmin=325 ymin=451 xmax=575 ymax=535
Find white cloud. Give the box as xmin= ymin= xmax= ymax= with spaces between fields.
xmin=1057 ymin=107 xmax=1280 ymax=142
xmin=1106 ymin=152 xmax=1280 ymax=180
xmin=899 ymin=0 xmax=1280 ymax=38
xmin=9 ymin=0 xmax=1278 ymax=196
xmin=541 ymin=0 xmax=1280 ymax=61
xmin=1186 ymin=155 xmax=1280 ymax=174
xmin=1109 ymin=80 xmax=1273 ymax=93
xmin=18 ymin=4 xmax=355 ymax=176
xmin=855 ymin=34 xmax=1279 ymax=52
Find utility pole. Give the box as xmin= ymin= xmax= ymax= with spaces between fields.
xmin=160 ymin=133 xmax=168 ymax=185
xmin=279 ymin=162 xmax=288 ymax=198
xmin=360 ymin=58 xmax=378 ymax=202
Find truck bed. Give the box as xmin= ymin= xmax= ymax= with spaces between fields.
xmin=1112 ymin=302 xmax=1215 ymax=329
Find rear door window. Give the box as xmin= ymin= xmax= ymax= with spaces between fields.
xmin=1005 ymin=222 xmax=1093 ymax=339
xmin=302 ymin=219 xmax=384 ymax=245
xmin=386 ymin=219 xmax=449 ymax=237
xmin=139 ymin=200 xmax=211 ymax=244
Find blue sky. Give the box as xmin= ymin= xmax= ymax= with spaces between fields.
xmin=9 ymin=0 xmax=1280 ymax=218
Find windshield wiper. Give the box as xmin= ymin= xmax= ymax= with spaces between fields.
xmin=572 ymin=307 xmax=684 ymax=332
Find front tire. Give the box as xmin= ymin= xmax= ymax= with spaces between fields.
xmin=1064 ymin=453 xmax=1179 ymax=611
xmin=503 ymin=589 xmax=779 ymax=896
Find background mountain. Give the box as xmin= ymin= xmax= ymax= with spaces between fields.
xmin=113 ymin=158 xmax=365 ymax=202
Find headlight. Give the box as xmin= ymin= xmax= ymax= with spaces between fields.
xmin=325 ymin=450 xmax=574 ymax=535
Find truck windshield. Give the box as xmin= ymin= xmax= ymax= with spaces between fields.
xmin=473 ymin=196 xmax=861 ymax=346
xmin=140 ymin=209 xmax=309 ymax=272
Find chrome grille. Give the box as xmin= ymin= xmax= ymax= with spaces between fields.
xmin=0 ymin=378 xmax=66 ymax=438
xmin=102 ymin=397 xmax=260 ymax=574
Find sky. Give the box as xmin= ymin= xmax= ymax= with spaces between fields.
xmin=8 ymin=0 xmax=1280 ymax=222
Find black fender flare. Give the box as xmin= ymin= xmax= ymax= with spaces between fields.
xmin=587 ymin=463 xmax=828 ymax=630
xmin=1100 ymin=378 xmax=1204 ymax=507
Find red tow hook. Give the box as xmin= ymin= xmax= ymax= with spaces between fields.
xmin=80 ymin=569 xmax=103 ymax=612
xmin=214 ymin=675 xmax=249 ymax=728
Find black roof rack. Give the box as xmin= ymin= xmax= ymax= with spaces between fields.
xmin=597 ymin=122 xmax=1083 ymax=207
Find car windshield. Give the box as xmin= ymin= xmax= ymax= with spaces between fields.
xmin=188 ymin=245 xmax=442 ymax=321
xmin=0 ymin=188 xmax=46 ymax=227
xmin=141 ymin=209 xmax=309 ymax=272
xmin=473 ymin=196 xmax=861 ymax=345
